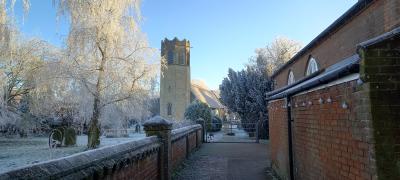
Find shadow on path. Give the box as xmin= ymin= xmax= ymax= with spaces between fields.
xmin=173 ymin=141 xmax=277 ymax=180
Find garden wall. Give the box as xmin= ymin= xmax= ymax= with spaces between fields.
xmin=268 ymin=78 xmax=377 ymax=179
xmin=268 ymin=99 xmax=290 ymax=180
xmin=0 ymin=124 xmax=203 ymax=180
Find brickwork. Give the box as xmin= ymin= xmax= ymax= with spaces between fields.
xmin=268 ymin=99 xmax=290 ymax=180
xmin=171 ymin=131 xmax=199 ymax=170
xmin=273 ymin=0 xmax=400 ymax=88
xmin=291 ymin=80 xmax=376 ymax=179
xmin=268 ymin=1 xmax=400 ymax=180
xmin=268 ymin=79 xmax=379 ymax=179
xmin=188 ymin=132 xmax=197 ymax=153
xmin=0 ymin=124 xmax=203 ymax=180
xmin=172 ymin=137 xmax=187 ymax=170
xmin=106 ymin=152 xmax=159 ymax=180
xmin=359 ymin=39 xmax=400 ymax=179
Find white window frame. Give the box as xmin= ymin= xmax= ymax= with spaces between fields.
xmin=288 ymin=70 xmax=295 ymax=85
xmin=306 ymin=57 xmax=319 ymax=75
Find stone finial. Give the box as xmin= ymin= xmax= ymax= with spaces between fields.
xmin=143 ymin=116 xmax=173 ymax=132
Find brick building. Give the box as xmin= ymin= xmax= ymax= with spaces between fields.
xmin=266 ymin=0 xmax=400 ymax=179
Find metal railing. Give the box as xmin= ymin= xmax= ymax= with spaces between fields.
xmin=205 ymin=121 xmax=260 ymax=143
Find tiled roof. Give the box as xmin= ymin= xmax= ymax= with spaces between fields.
xmin=191 ymin=82 xmax=224 ymax=109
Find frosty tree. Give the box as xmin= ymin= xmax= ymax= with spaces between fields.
xmin=251 ymin=36 xmax=302 ymax=75
xmin=53 ymin=0 xmax=158 ymax=148
xmin=220 ymin=37 xmax=301 ymax=138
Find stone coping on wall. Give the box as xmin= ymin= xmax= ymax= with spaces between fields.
xmin=171 ymin=124 xmax=201 ymax=142
xmin=0 ymin=136 xmax=160 ymax=180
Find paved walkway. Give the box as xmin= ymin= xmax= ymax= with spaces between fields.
xmin=173 ymin=141 xmax=276 ymax=180
xmin=208 ymin=125 xmax=257 ymax=143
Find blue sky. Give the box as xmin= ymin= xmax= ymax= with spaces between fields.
xmin=15 ymin=0 xmax=357 ymax=89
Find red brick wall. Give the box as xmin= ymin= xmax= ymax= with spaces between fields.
xmin=171 ymin=130 xmax=202 ymax=170
xmin=188 ymin=132 xmax=197 ymax=153
xmin=268 ymin=80 xmax=377 ymax=179
xmin=106 ymin=128 xmax=202 ymax=179
xmin=0 ymin=127 xmax=203 ymax=180
xmin=172 ymin=137 xmax=187 ymax=170
xmin=274 ymin=0 xmax=400 ymax=88
xmin=106 ymin=152 xmax=159 ymax=180
xmin=268 ymin=99 xmax=290 ymax=179
xmin=291 ymin=80 xmax=376 ymax=179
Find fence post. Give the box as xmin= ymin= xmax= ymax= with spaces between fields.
xmin=196 ymin=118 xmax=206 ymax=143
xmin=186 ymin=134 xmax=190 ymax=158
xmin=143 ymin=116 xmax=172 ymax=180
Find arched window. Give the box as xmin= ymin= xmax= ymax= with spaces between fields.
xmin=167 ymin=50 xmax=174 ymax=64
xmin=306 ymin=57 xmax=319 ymax=75
xmin=179 ymin=52 xmax=186 ymax=65
xmin=167 ymin=103 xmax=172 ymax=115
xmin=288 ymin=70 xmax=295 ymax=85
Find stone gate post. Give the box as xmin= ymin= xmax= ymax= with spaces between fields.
xmin=196 ymin=118 xmax=206 ymax=143
xmin=143 ymin=116 xmax=172 ymax=180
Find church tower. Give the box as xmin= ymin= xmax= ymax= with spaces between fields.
xmin=160 ymin=38 xmax=191 ymax=121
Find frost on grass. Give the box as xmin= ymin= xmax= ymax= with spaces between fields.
xmin=0 ymin=133 xmax=146 ymax=174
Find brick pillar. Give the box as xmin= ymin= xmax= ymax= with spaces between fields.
xmin=144 ymin=116 xmax=172 ymax=180
xmin=196 ymin=118 xmax=206 ymax=143
xmin=358 ymin=37 xmax=400 ymax=179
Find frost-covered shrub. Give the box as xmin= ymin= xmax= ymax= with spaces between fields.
xmin=184 ymin=101 xmax=211 ymax=122
xmin=184 ymin=101 xmax=212 ymax=129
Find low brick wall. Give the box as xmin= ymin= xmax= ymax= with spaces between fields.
xmin=0 ymin=124 xmax=202 ymax=180
xmin=171 ymin=125 xmax=202 ymax=170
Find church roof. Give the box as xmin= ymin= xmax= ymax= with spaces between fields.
xmin=191 ymin=81 xmax=225 ymax=109
xmin=271 ymin=0 xmax=374 ymax=78
xmin=358 ymin=26 xmax=400 ymax=49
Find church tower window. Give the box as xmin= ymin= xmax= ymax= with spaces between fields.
xmin=179 ymin=52 xmax=186 ymax=65
xmin=167 ymin=50 xmax=174 ymax=64
xmin=167 ymin=103 xmax=172 ymax=115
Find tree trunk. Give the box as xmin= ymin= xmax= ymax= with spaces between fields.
xmin=87 ymin=95 xmax=101 ymax=148
xmin=87 ymin=47 xmax=106 ymax=149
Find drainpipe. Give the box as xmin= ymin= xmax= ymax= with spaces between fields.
xmin=286 ymin=96 xmax=295 ymax=180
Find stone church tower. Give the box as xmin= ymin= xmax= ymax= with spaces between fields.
xmin=160 ymin=38 xmax=191 ymax=121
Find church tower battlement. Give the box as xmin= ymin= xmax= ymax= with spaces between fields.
xmin=160 ymin=38 xmax=191 ymax=121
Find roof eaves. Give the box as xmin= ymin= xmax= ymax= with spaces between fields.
xmin=267 ymin=54 xmax=360 ymax=101
xmin=358 ymin=26 xmax=400 ymax=49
